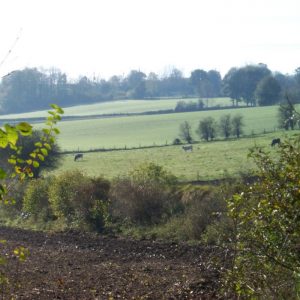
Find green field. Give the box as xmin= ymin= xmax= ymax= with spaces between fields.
xmin=2 ymin=99 xmax=293 ymax=181
xmin=0 ymin=97 xmax=232 ymax=119
xmin=50 ymin=132 xmax=296 ymax=181
xmin=37 ymin=105 xmax=280 ymax=151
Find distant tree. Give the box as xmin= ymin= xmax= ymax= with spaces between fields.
xmin=274 ymin=72 xmax=296 ymax=92
xmin=219 ymin=114 xmax=232 ymax=139
xmin=175 ymin=100 xmax=198 ymax=112
xmin=190 ymin=69 xmax=214 ymax=98
xmin=173 ymin=138 xmax=181 ymax=145
xmin=145 ymin=72 xmax=160 ymax=97
xmin=0 ymin=68 xmax=46 ymax=113
xmin=295 ymin=67 xmax=300 ymax=85
xmin=207 ymin=70 xmax=222 ymax=97
xmin=160 ymin=67 xmax=189 ymax=97
xmin=255 ymin=76 xmax=282 ymax=106
xmin=196 ymin=117 xmax=217 ymax=141
xmin=179 ymin=121 xmax=193 ymax=144
xmin=231 ymin=114 xmax=244 ymax=138
xmin=222 ymin=67 xmax=243 ymax=106
xmin=223 ymin=64 xmax=271 ymax=106
xmin=278 ymin=97 xmax=300 ymax=130
xmin=125 ymin=70 xmax=146 ymax=99
xmin=0 ymin=68 xmax=71 ymax=113
xmin=198 ymin=99 xmax=205 ymax=110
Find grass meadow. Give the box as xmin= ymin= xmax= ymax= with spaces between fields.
xmin=2 ymin=98 xmax=294 ymax=181
xmin=49 ymin=131 xmax=299 ymax=181
xmin=37 ymin=105 xmax=280 ymax=151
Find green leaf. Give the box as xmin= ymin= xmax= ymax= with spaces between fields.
xmin=4 ymin=124 xmax=18 ymax=145
xmin=0 ymin=168 xmax=6 ymax=179
xmin=16 ymin=122 xmax=32 ymax=136
xmin=8 ymin=158 xmax=16 ymax=165
xmin=53 ymin=128 xmax=60 ymax=134
xmin=0 ymin=131 xmax=8 ymax=148
xmin=34 ymin=142 xmax=42 ymax=148
xmin=32 ymin=161 xmax=39 ymax=168
xmin=26 ymin=159 xmax=33 ymax=165
xmin=37 ymin=154 xmax=44 ymax=161
xmin=30 ymin=153 xmax=37 ymax=159
xmin=44 ymin=143 xmax=51 ymax=150
xmin=50 ymin=103 xmax=59 ymax=110
xmin=50 ymin=104 xmax=64 ymax=114
xmin=40 ymin=148 xmax=48 ymax=156
xmin=46 ymin=116 xmax=54 ymax=122
xmin=42 ymin=128 xmax=50 ymax=135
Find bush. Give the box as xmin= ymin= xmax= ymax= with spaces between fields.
xmin=224 ymin=138 xmax=300 ymax=298
xmin=23 ymin=178 xmax=52 ymax=221
xmin=173 ymin=138 xmax=181 ymax=145
xmin=179 ymin=185 xmax=226 ymax=240
xmin=196 ymin=117 xmax=217 ymax=141
xmin=48 ymin=170 xmax=110 ymax=231
xmin=0 ymin=179 xmax=28 ymax=219
xmin=110 ymin=163 xmax=182 ymax=225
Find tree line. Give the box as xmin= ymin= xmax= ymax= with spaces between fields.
xmin=0 ymin=64 xmax=299 ymax=114
xmin=177 ymin=114 xmax=245 ymax=144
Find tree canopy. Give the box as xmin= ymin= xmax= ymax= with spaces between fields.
xmin=0 ymin=64 xmax=299 ymax=114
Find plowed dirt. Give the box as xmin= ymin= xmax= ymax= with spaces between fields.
xmin=0 ymin=226 xmax=222 ymax=299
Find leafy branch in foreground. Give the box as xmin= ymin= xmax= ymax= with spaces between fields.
xmin=0 ymin=104 xmax=63 ymax=291
xmin=225 ymin=137 xmax=300 ymax=298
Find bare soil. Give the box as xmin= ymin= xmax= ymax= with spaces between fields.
xmin=0 ymin=226 xmax=223 ymax=299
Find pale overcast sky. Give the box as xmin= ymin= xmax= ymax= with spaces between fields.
xmin=0 ymin=0 xmax=299 ymax=79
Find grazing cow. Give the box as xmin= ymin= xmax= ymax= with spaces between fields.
xmin=271 ymin=138 xmax=281 ymax=147
xmin=182 ymin=145 xmax=193 ymax=152
xmin=74 ymin=153 xmax=83 ymax=161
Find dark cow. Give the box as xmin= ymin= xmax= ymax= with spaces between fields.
xmin=271 ymin=138 xmax=281 ymax=147
xmin=74 ymin=153 xmax=83 ymax=161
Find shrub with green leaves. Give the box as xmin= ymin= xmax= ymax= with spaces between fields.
xmin=225 ymin=137 xmax=300 ymax=298
xmin=48 ymin=170 xmax=110 ymax=231
xmin=180 ymin=185 xmax=226 ymax=240
xmin=23 ymin=178 xmax=52 ymax=220
xmin=110 ymin=162 xmax=181 ymax=225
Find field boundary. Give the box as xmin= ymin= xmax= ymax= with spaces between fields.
xmin=0 ymin=104 xmax=249 ymax=125
xmin=60 ymin=129 xmax=282 ymax=154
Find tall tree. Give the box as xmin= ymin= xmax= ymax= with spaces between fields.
xmin=222 ymin=67 xmax=243 ymax=106
xmin=145 ymin=72 xmax=160 ymax=97
xmin=255 ymin=76 xmax=282 ymax=106
xmin=161 ymin=67 xmax=188 ymax=97
xmin=190 ymin=69 xmax=214 ymax=99
xmin=179 ymin=121 xmax=193 ymax=144
xmin=223 ymin=64 xmax=271 ymax=106
xmin=207 ymin=70 xmax=222 ymax=97
xmin=278 ymin=97 xmax=299 ymax=130
xmin=219 ymin=114 xmax=232 ymax=139
xmin=196 ymin=117 xmax=217 ymax=141
xmin=231 ymin=114 xmax=244 ymax=138
xmin=125 ymin=70 xmax=146 ymax=99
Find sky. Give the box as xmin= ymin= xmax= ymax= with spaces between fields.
xmin=0 ymin=0 xmax=299 ymax=80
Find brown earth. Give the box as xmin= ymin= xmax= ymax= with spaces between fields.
xmin=0 ymin=226 xmax=224 ymax=299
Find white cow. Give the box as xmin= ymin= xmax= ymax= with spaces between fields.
xmin=182 ymin=145 xmax=193 ymax=152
